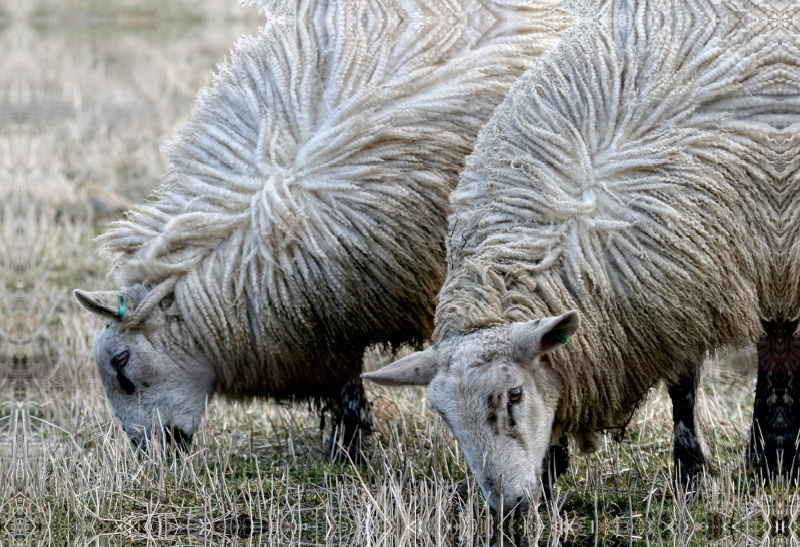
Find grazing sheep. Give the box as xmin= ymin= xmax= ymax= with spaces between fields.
xmin=74 ymin=0 xmax=573 ymax=455
xmin=363 ymin=0 xmax=774 ymax=508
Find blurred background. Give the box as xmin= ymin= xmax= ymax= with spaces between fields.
xmin=0 ymin=1 xmax=764 ymax=545
xmin=1 ymin=0 xmax=261 ymax=370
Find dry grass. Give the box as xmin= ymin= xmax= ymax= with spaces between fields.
xmin=1 ymin=1 xmax=793 ymax=545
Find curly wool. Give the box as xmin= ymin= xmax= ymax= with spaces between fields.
xmin=728 ymin=3 xmax=800 ymax=326
xmin=98 ymin=0 xmax=573 ymax=397
xmin=435 ymin=0 xmax=775 ymax=433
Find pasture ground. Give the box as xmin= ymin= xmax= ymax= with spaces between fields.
xmin=1 ymin=1 xmax=790 ymax=545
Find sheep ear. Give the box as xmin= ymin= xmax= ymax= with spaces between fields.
xmin=510 ymin=310 xmax=581 ymax=362
xmin=74 ymin=289 xmax=133 ymax=321
xmin=361 ymin=349 xmax=440 ymax=387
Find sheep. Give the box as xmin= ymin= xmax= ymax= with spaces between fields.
xmin=73 ymin=0 xmax=573 ymax=456
xmin=362 ymin=0 xmax=776 ymax=509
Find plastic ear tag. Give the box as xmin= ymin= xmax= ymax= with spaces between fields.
xmin=117 ymin=295 xmax=126 ymax=318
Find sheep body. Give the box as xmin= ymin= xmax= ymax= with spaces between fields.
xmin=363 ymin=0 xmax=789 ymax=507
xmin=436 ymin=0 xmax=766 ymax=434
xmin=77 ymin=0 xmax=573 ymax=448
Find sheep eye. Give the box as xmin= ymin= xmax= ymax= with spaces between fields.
xmin=111 ymin=350 xmax=130 ymax=370
xmin=508 ymin=387 xmax=522 ymax=404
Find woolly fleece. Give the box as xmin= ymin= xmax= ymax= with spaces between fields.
xmin=434 ymin=0 xmax=787 ymax=434
xmin=97 ymin=0 xmax=574 ymax=399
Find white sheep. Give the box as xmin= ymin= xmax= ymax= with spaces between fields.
xmin=363 ymin=0 xmax=777 ymax=508
xmin=73 ymin=0 xmax=573 ymax=455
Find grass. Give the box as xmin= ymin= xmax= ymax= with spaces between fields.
xmin=2 ymin=0 xmax=794 ymax=545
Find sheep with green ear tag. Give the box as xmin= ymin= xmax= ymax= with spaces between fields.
xmin=73 ymin=0 xmax=573 ymax=458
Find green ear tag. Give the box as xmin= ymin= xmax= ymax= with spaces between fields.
xmin=117 ymin=295 xmax=126 ymax=318
xmin=555 ymin=335 xmax=568 ymax=345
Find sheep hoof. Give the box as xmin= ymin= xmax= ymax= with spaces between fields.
xmin=541 ymin=435 xmax=570 ymax=501
xmin=747 ymin=431 xmax=800 ymax=484
xmin=673 ymin=421 xmax=708 ymax=493
xmin=674 ymin=457 xmax=707 ymax=494
xmin=574 ymin=432 xmax=599 ymax=453
xmin=325 ymin=376 xmax=373 ymax=464
xmin=326 ymin=429 xmax=369 ymax=464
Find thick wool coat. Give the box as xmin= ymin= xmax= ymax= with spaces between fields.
xmin=99 ymin=0 xmax=573 ymax=399
xmin=434 ymin=0 xmax=785 ymax=434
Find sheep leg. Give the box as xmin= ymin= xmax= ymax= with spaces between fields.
xmin=667 ymin=369 xmax=707 ymax=489
xmin=326 ymin=375 xmax=373 ymax=463
xmin=540 ymin=434 xmax=570 ymax=500
xmin=748 ymin=320 xmax=800 ymax=481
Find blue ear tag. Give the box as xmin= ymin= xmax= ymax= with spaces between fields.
xmin=117 ymin=295 xmax=126 ymax=318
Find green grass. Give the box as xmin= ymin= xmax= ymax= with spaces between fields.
xmin=2 ymin=1 xmax=795 ymax=545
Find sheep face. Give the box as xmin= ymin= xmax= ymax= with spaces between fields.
xmin=427 ymin=341 xmax=559 ymax=513
xmin=363 ymin=310 xmax=579 ymax=512
xmin=75 ymin=289 xmax=216 ymax=449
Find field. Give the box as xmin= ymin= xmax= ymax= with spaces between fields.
xmin=1 ymin=1 xmax=793 ymax=545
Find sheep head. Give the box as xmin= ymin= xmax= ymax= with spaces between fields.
xmin=363 ymin=310 xmax=580 ymax=513
xmin=74 ymin=286 xmax=215 ymax=450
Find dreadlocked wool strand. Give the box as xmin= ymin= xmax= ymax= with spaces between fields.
xmin=98 ymin=0 xmax=573 ymax=398
xmin=435 ymin=0 xmax=787 ymax=434
xmin=726 ymin=1 xmax=800 ymax=328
